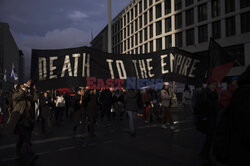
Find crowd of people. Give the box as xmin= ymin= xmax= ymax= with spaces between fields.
xmin=0 ymin=66 xmax=249 ymax=165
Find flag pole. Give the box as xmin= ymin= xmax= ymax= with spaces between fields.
xmin=108 ymin=0 xmax=112 ymax=53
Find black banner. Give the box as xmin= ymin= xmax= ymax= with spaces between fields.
xmin=31 ymin=46 xmax=208 ymax=90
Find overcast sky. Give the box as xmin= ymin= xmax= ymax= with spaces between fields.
xmin=0 ymin=0 xmax=131 ymax=80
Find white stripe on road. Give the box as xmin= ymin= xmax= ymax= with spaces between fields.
xmin=0 ymin=134 xmax=86 ymax=150
xmin=1 ymin=157 xmax=17 ymax=162
xmin=104 ymin=140 xmax=112 ymax=144
xmin=58 ymin=146 xmax=75 ymax=151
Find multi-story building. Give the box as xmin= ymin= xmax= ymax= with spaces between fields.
xmin=0 ymin=22 xmax=23 ymax=90
xmin=91 ymin=0 xmax=250 ymax=76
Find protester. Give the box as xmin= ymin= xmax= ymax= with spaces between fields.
xmin=86 ymin=89 xmax=98 ymax=137
xmin=125 ymin=89 xmax=138 ymax=137
xmin=182 ymin=84 xmax=193 ymax=117
xmin=72 ymin=88 xmax=84 ymax=138
xmin=5 ymin=81 xmax=38 ymax=160
xmin=213 ymin=66 xmax=250 ymax=166
xmin=40 ymin=92 xmax=52 ymax=135
xmin=193 ymin=81 xmax=220 ymax=164
xmin=54 ymin=92 xmax=65 ymax=124
xmin=161 ymin=82 xmax=177 ymax=131
xmin=99 ymin=89 xmax=113 ymax=124
xmin=112 ymin=89 xmax=124 ymax=125
xmin=142 ymin=88 xmax=152 ymax=124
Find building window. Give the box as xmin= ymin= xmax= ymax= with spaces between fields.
xmin=226 ymin=16 xmax=236 ymax=36
xmin=140 ymin=46 xmax=143 ymax=54
xmin=225 ymin=0 xmax=235 ymax=13
xmin=124 ymin=42 xmax=126 ymax=51
xmin=144 ymin=28 xmax=148 ymax=41
xmin=186 ymin=28 xmax=195 ymax=46
xmin=185 ymin=0 xmax=194 ymax=7
xmin=175 ymin=13 xmax=182 ymax=29
xmin=131 ymin=36 xmax=134 ymax=47
xmin=139 ymin=1 xmax=142 ymax=14
xmin=149 ymin=8 xmax=153 ymax=22
xmin=124 ymin=15 xmax=126 ymax=26
xmin=150 ymin=24 xmax=153 ymax=38
xmin=127 ymin=25 xmax=130 ymax=36
xmin=175 ymin=32 xmax=183 ymax=47
xmin=165 ymin=35 xmax=172 ymax=49
xmin=135 ymin=5 xmax=138 ymax=17
xmin=240 ymin=0 xmax=250 ymax=9
xmin=211 ymin=0 xmax=220 ymax=18
xmin=145 ymin=43 xmax=148 ymax=53
xmin=156 ymin=21 xmax=162 ymax=36
xmin=127 ymin=13 xmax=130 ymax=24
xmin=135 ymin=48 xmax=138 ymax=54
xmin=165 ymin=17 xmax=171 ymax=32
xmin=212 ymin=21 xmax=221 ymax=39
xmin=127 ymin=38 xmax=130 ymax=49
xmin=135 ymin=19 xmax=138 ymax=31
xmin=123 ymin=29 xmax=126 ymax=39
xmin=139 ymin=16 xmax=142 ymax=29
xmin=175 ymin=0 xmax=182 ymax=11
xmin=131 ymin=8 xmax=134 ymax=20
xmin=225 ymin=44 xmax=245 ymax=66
xmin=150 ymin=40 xmax=153 ymax=52
xmin=156 ymin=38 xmax=162 ymax=51
xmin=165 ymin=0 xmax=171 ymax=15
xmin=131 ymin=23 xmax=134 ymax=34
xmin=241 ymin=12 xmax=250 ymax=33
xmin=144 ymin=12 xmax=148 ymax=26
xmin=198 ymin=24 xmax=208 ymax=43
xmin=198 ymin=3 xmax=207 ymax=22
xmin=156 ymin=4 xmax=162 ymax=19
xmin=139 ymin=30 xmax=143 ymax=43
xmin=144 ymin=0 xmax=148 ymax=10
xmin=149 ymin=0 xmax=153 ymax=6
xmin=135 ymin=33 xmax=138 ymax=45
xmin=186 ymin=9 xmax=194 ymax=26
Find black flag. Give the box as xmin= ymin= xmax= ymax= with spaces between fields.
xmin=207 ymin=38 xmax=235 ymax=83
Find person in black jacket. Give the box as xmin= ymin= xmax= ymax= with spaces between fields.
xmin=40 ymin=92 xmax=51 ymax=135
xmin=99 ymin=89 xmax=113 ymax=123
xmin=125 ymin=89 xmax=139 ymax=137
xmin=112 ymin=89 xmax=124 ymax=125
xmin=72 ymin=88 xmax=84 ymax=138
xmin=213 ymin=66 xmax=250 ymax=166
xmin=199 ymin=81 xmax=220 ymax=163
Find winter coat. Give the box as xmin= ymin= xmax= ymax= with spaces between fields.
xmin=160 ymin=88 xmax=173 ymax=107
xmin=5 ymin=89 xmax=33 ymax=135
xmin=227 ymin=84 xmax=250 ymax=165
xmin=142 ymin=91 xmax=152 ymax=105
xmin=182 ymin=90 xmax=192 ymax=105
xmin=40 ymin=96 xmax=51 ymax=119
xmin=125 ymin=90 xmax=138 ymax=112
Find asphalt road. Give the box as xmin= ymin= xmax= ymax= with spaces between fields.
xmin=0 ymin=109 xmax=207 ymax=166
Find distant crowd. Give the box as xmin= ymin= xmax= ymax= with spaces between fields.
xmin=0 ymin=66 xmax=249 ymax=166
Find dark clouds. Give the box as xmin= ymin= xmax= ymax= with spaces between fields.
xmin=0 ymin=0 xmax=131 ymax=80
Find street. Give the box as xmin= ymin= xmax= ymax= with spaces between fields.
xmin=0 ymin=109 xmax=206 ymax=166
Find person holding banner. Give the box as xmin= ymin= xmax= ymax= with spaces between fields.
xmin=161 ymin=82 xmax=178 ymax=131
